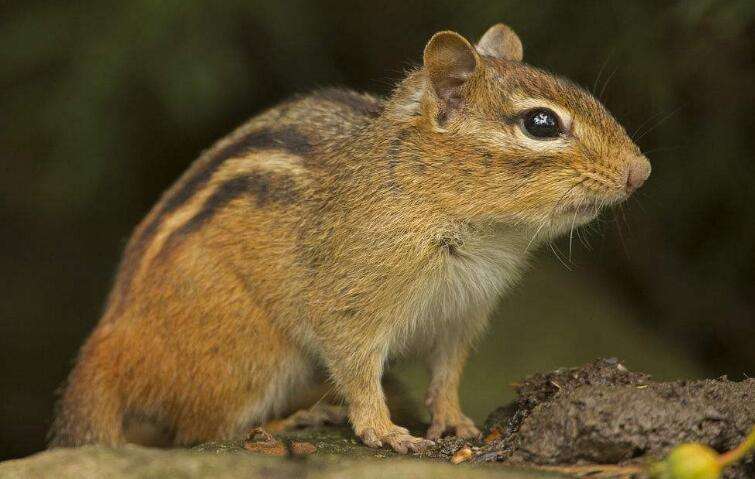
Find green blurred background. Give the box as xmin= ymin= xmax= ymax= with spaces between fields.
xmin=1 ymin=0 xmax=753 ymax=460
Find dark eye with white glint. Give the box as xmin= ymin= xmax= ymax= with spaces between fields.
xmin=522 ymin=108 xmax=562 ymax=139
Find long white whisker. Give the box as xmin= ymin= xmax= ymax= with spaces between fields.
xmin=549 ymin=242 xmax=572 ymax=271
xmin=634 ymin=105 xmax=682 ymax=142
xmin=592 ymin=50 xmax=614 ymax=95
xmin=577 ymin=225 xmax=591 ymax=250
xmin=525 ymin=179 xmax=584 ymax=254
xmin=525 ymin=219 xmax=548 ymax=254
xmin=568 ymin=197 xmax=582 ymax=262
xmin=598 ymin=64 xmax=620 ymax=100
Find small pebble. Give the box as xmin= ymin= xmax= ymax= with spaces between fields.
xmin=451 ymin=446 xmax=473 ymax=464
xmin=483 ymin=428 xmax=501 ymax=444
xmin=290 ymin=441 xmax=317 ymax=456
xmin=243 ymin=427 xmax=287 ymax=457
xmin=243 ymin=440 xmax=287 ymax=456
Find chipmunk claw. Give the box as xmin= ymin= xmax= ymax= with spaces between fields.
xmin=360 ymin=427 xmax=383 ymax=448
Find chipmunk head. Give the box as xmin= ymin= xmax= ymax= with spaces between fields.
xmin=397 ymin=23 xmax=650 ymax=237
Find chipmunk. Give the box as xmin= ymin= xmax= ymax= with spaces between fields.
xmin=50 ymin=23 xmax=650 ymax=454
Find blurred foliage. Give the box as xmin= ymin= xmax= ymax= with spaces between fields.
xmin=1 ymin=0 xmax=753 ymax=461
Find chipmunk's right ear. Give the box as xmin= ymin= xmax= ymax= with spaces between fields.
xmin=476 ymin=23 xmax=523 ymax=62
xmin=423 ymin=31 xmax=479 ymax=103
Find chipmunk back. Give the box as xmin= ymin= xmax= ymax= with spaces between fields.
xmin=50 ymin=23 xmax=650 ymax=453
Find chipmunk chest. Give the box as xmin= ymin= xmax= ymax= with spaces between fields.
xmin=400 ymin=231 xmax=529 ymax=341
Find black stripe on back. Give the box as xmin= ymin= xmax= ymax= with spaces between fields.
xmin=111 ymin=127 xmax=311 ymax=313
xmin=157 ymin=171 xmax=299 ymax=259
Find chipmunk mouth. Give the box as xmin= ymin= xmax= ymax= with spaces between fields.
xmin=556 ymin=187 xmax=629 ymax=221
xmin=558 ymin=202 xmax=601 ymax=219
xmin=545 ymin=201 xmax=603 ymax=236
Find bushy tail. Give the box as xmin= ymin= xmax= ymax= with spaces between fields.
xmin=48 ymin=361 xmax=125 ymax=448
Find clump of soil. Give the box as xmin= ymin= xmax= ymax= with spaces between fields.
xmin=478 ymin=358 xmax=754 ymax=478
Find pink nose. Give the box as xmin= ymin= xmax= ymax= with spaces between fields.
xmin=625 ymin=156 xmax=651 ymax=195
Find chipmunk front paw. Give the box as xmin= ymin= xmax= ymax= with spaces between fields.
xmin=359 ymin=425 xmax=435 ymax=454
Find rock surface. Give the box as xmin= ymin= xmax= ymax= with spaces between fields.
xmin=0 ymin=440 xmax=561 ymax=479
xmin=3 ymin=359 xmax=753 ymax=478
xmin=480 ymin=359 xmax=755 ymax=479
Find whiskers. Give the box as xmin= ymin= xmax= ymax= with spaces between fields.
xmin=524 ymin=219 xmax=549 ymax=254
xmin=524 ymin=178 xmax=597 ymax=268
xmin=609 ymin=190 xmax=652 ymax=261
xmin=632 ymin=105 xmax=682 ymax=142
xmin=524 ymin=178 xmax=586 ymax=254
xmin=524 ymin=177 xmax=629 ymax=271
xmin=564 ymin=197 xmax=609 ymax=265
xmin=568 ymin=196 xmax=584 ymax=261
xmin=592 ymin=49 xmax=618 ymax=102
xmin=549 ymin=242 xmax=572 ymax=271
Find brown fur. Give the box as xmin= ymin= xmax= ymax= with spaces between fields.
xmin=50 ymin=24 xmax=650 ymax=452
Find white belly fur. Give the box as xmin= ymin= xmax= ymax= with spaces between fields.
xmin=392 ymin=227 xmax=530 ymax=356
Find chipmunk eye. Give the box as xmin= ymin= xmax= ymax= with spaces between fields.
xmin=522 ymin=108 xmax=562 ymax=139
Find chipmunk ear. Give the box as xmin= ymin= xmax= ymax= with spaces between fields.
xmin=476 ymin=23 xmax=523 ymax=62
xmin=423 ymin=31 xmax=479 ymax=102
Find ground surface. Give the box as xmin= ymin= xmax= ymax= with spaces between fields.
xmin=0 ymin=431 xmax=563 ymax=479
xmin=1 ymin=359 xmax=752 ymax=479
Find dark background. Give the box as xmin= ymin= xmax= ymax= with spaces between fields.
xmin=1 ymin=0 xmax=753 ymax=460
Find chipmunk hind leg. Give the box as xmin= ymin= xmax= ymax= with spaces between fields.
xmin=263 ymin=379 xmax=346 ymax=432
xmin=263 ymin=370 xmax=423 ymax=434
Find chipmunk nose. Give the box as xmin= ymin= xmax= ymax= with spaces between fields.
xmin=624 ymin=155 xmax=651 ymax=195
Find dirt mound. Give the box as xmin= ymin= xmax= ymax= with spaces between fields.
xmin=479 ymin=359 xmax=754 ymax=478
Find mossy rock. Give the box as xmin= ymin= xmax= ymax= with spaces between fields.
xmin=0 ymin=430 xmax=565 ymax=479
